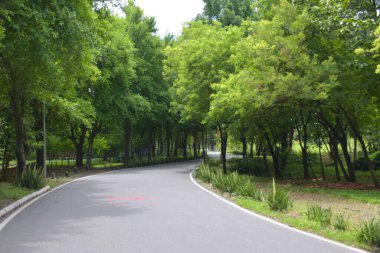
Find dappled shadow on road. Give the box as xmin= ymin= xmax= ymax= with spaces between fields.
xmin=0 ymin=180 xmax=144 ymax=253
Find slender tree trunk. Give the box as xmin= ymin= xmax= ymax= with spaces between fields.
xmin=296 ymin=124 xmax=309 ymax=179
xmin=218 ymin=124 xmax=228 ymax=174
xmin=263 ymin=130 xmax=280 ymax=177
xmin=147 ymin=125 xmax=153 ymax=162
xmin=201 ymin=125 xmax=206 ymax=160
xmin=10 ymin=88 xmax=26 ymax=179
xmin=87 ymin=124 xmax=100 ymax=170
xmin=182 ymin=131 xmax=187 ymax=158
xmin=263 ymin=150 xmax=270 ymax=176
xmin=123 ymin=119 xmax=131 ymax=166
xmin=174 ymin=130 xmax=179 ymax=158
xmin=241 ymin=134 xmax=247 ymax=159
xmin=193 ymin=127 xmax=198 ymax=158
xmin=166 ymin=123 xmax=171 ymax=159
xmin=340 ymin=107 xmax=379 ymax=187
xmin=249 ymin=137 xmax=254 ymax=158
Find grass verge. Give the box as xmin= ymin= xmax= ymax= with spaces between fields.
xmin=195 ymin=162 xmax=380 ymax=252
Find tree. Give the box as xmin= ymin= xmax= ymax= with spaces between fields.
xmin=0 ymin=0 xmax=98 ymax=177
xmin=199 ymin=0 xmax=255 ymax=26
xmin=165 ymin=21 xmax=243 ymax=165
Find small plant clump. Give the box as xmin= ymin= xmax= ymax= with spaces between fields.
xmin=305 ymin=205 xmax=332 ymax=227
xmin=356 ymin=219 xmax=380 ymax=246
xmin=196 ymin=163 xmax=214 ymax=183
xmin=334 ymin=213 xmax=349 ymax=231
xmin=19 ymin=166 xmax=45 ymax=190
xmin=266 ymin=178 xmax=292 ymax=212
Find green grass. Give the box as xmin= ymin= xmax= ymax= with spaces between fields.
xmin=0 ymin=183 xmax=34 ymax=200
xmin=236 ymin=197 xmax=369 ymax=251
xmin=196 ymin=158 xmax=380 ymax=251
xmin=0 ymin=183 xmax=34 ymax=208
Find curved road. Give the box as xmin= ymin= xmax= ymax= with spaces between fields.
xmin=0 ymin=160 xmax=365 ymax=253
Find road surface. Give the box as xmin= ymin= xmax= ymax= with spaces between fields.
xmin=0 ymin=160 xmax=365 ymax=253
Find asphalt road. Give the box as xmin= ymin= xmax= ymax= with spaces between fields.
xmin=0 ymin=159 xmax=366 ymax=253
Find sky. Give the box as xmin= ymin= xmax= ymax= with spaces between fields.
xmin=125 ymin=0 xmax=205 ymax=37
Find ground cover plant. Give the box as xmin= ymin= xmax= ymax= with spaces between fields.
xmin=195 ymin=158 xmax=380 ymax=252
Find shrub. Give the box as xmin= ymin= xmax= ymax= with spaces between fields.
xmin=334 ymin=213 xmax=349 ymax=231
xmin=212 ymin=170 xmax=232 ymax=193
xmin=369 ymin=151 xmax=380 ymax=169
xmin=305 ymin=205 xmax=332 ymax=227
xmin=236 ymin=180 xmax=263 ymax=201
xmin=196 ymin=163 xmax=214 ymax=183
xmin=267 ymin=178 xmax=292 ymax=212
xmin=357 ymin=219 xmax=380 ymax=246
xmin=352 ymin=158 xmax=369 ymax=171
xmin=19 ymin=167 xmax=45 ymax=190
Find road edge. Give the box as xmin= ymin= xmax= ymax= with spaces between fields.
xmin=0 ymin=186 xmax=51 ymax=219
xmin=189 ymin=167 xmax=369 ymax=253
xmin=0 ymin=169 xmax=120 ymax=232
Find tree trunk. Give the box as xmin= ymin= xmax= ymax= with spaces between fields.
xmin=174 ymin=130 xmax=179 ymax=158
xmin=263 ymin=130 xmax=280 ymax=178
xmin=87 ymin=123 xmax=100 ymax=170
xmin=123 ymin=119 xmax=131 ymax=166
xmin=340 ymin=107 xmax=379 ymax=188
xmin=10 ymin=88 xmax=26 ymax=179
xmin=241 ymin=134 xmax=247 ymax=159
xmin=249 ymin=137 xmax=254 ymax=158
xmin=166 ymin=123 xmax=171 ymax=159
xmin=201 ymin=125 xmax=206 ymax=160
xmin=218 ymin=124 xmax=228 ymax=174
xmin=70 ymin=126 xmax=87 ymax=168
xmin=182 ymin=131 xmax=187 ymax=158
xmin=193 ymin=127 xmax=198 ymax=158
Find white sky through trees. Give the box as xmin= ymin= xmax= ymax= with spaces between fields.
xmin=130 ymin=0 xmax=204 ymax=37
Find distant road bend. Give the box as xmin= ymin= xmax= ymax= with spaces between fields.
xmin=0 ymin=158 xmax=366 ymax=253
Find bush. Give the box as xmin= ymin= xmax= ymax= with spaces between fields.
xmin=267 ymin=178 xmax=292 ymax=212
xmin=212 ymin=170 xmax=233 ymax=192
xmin=19 ymin=167 xmax=45 ymax=190
xmin=369 ymin=151 xmax=380 ymax=169
xmin=305 ymin=205 xmax=332 ymax=227
xmin=196 ymin=163 xmax=214 ymax=183
xmin=357 ymin=219 xmax=380 ymax=246
xmin=236 ymin=179 xmax=263 ymax=201
xmin=228 ymin=157 xmax=269 ymax=176
xmin=352 ymin=158 xmax=369 ymax=171
xmin=334 ymin=213 xmax=349 ymax=231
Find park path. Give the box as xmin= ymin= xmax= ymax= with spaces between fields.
xmin=0 ymin=159 xmax=365 ymax=253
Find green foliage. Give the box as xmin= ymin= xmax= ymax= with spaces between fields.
xmin=305 ymin=205 xmax=332 ymax=227
xmin=196 ymin=161 xmax=263 ymax=200
xmin=228 ymin=157 xmax=268 ymax=176
xmin=356 ymin=219 xmax=380 ymax=246
xmin=196 ymin=163 xmax=215 ymax=183
xmin=236 ymin=180 xmax=263 ymax=201
xmin=266 ymin=178 xmax=292 ymax=212
xmin=19 ymin=167 xmax=45 ymax=190
xmin=369 ymin=151 xmax=380 ymax=168
xmin=334 ymin=214 xmax=349 ymax=231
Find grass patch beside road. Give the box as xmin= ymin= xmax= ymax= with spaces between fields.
xmin=0 ymin=183 xmax=34 ymax=209
xmin=195 ymin=161 xmax=380 ymax=252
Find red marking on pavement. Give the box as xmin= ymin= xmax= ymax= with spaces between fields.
xmin=107 ymin=197 xmax=160 ymax=202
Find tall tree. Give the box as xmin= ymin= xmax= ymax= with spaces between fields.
xmin=0 ymin=0 xmax=97 ymax=177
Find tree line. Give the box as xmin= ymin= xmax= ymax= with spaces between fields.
xmin=165 ymin=0 xmax=380 ymax=187
xmin=0 ymin=0 xmax=206 ymax=181
xmin=1 ymin=0 xmax=380 ymax=188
